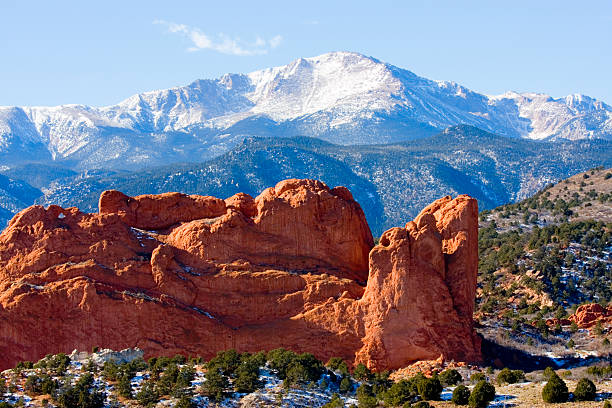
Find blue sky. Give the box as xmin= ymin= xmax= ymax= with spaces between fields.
xmin=1 ymin=0 xmax=610 ymax=106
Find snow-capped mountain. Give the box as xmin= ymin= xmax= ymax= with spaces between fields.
xmin=1 ymin=51 xmax=610 ymax=170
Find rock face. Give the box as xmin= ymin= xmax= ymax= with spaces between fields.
xmin=0 ymin=179 xmax=481 ymax=370
xmin=569 ymin=304 xmax=612 ymax=329
xmin=546 ymin=303 xmax=612 ymax=330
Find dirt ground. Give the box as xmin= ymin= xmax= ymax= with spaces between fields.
xmin=431 ymin=379 xmax=612 ymax=408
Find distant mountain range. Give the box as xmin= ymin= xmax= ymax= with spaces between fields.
xmin=1 ymin=52 xmax=610 ymax=171
xmin=0 ymin=125 xmax=605 ymax=235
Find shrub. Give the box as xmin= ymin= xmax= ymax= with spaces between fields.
xmin=356 ymin=384 xmax=377 ymax=408
xmin=412 ymin=402 xmax=432 ymax=408
xmin=353 ymin=363 xmax=372 ymax=382
xmin=267 ymin=348 xmax=296 ymax=380
xmin=34 ymin=353 xmax=70 ymax=376
xmin=117 ymin=374 xmax=132 ymax=399
xmin=603 ymin=400 xmax=611 ymax=408
xmin=103 ymin=361 xmax=120 ymax=382
xmin=40 ymin=375 xmax=57 ymax=395
xmin=200 ymin=368 xmax=229 ymax=402
xmin=293 ymin=353 xmax=324 ymax=383
xmin=14 ymin=361 xmax=33 ymax=371
xmin=326 ymin=357 xmax=349 ymax=376
xmin=322 ymin=393 xmax=343 ymax=408
xmin=358 ymin=395 xmax=378 ymax=408
xmin=417 ymin=376 xmax=442 ymax=401
xmin=55 ymin=373 xmax=105 ymax=408
xmin=383 ymin=380 xmax=415 ymax=406
xmin=135 ymin=380 xmax=159 ymax=407
xmin=573 ymin=377 xmax=596 ymax=401
xmin=171 ymin=354 xmax=187 ymax=365
xmin=439 ymin=369 xmax=462 ymax=386
xmin=156 ymin=363 xmax=180 ymax=396
xmin=175 ymin=365 xmax=196 ymax=390
xmin=207 ymin=349 xmax=241 ymax=378
xmin=339 ymin=376 xmax=352 ymax=394
xmin=468 ymin=380 xmax=495 ymax=408
xmin=234 ymin=363 xmax=261 ymax=393
xmin=83 ymin=359 xmax=97 ymax=374
xmin=543 ymin=366 xmax=556 ymax=379
xmin=496 ymin=368 xmax=525 ymax=385
xmin=371 ymin=370 xmax=392 ymax=396
xmin=25 ymin=374 xmax=42 ymax=395
xmin=174 ymin=395 xmax=195 ymax=408
xmin=541 ymin=373 xmax=568 ymax=403
xmin=470 ymin=373 xmax=485 ymax=383
xmin=282 ymin=353 xmax=324 ymax=387
xmin=452 ymin=384 xmax=470 ymax=405
xmin=586 ymin=364 xmax=612 ymax=378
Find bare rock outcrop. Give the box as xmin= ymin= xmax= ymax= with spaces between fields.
xmin=569 ymin=303 xmax=612 ymax=329
xmin=0 ymin=179 xmax=481 ymax=370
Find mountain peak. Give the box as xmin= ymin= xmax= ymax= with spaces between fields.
xmin=0 ymin=52 xmax=610 ymax=170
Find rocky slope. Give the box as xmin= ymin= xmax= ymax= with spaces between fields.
xmin=1 ymin=52 xmax=610 ymax=170
xmin=474 ymin=169 xmax=611 ymax=366
xmin=477 ymin=167 xmax=612 ymax=312
xmin=29 ymin=126 xmax=612 ymax=236
xmin=0 ymin=179 xmax=481 ymax=370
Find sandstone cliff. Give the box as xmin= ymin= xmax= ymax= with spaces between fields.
xmin=0 ymin=179 xmax=481 ymax=370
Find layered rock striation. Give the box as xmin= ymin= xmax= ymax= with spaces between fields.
xmin=0 ymin=179 xmax=481 ymax=370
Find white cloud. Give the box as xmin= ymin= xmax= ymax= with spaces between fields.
xmin=269 ymin=35 xmax=283 ymax=48
xmin=154 ymin=20 xmax=282 ymax=56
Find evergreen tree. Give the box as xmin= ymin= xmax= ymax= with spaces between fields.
xmin=452 ymin=384 xmax=470 ymax=405
xmin=200 ymin=368 xmax=229 ymax=402
xmin=573 ymin=378 xmax=596 ymax=401
xmin=541 ymin=373 xmax=568 ymax=403
xmin=468 ymin=380 xmax=495 ymax=408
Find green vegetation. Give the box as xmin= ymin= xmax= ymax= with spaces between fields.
xmin=495 ymin=368 xmax=525 ymax=385
xmin=541 ymin=372 xmax=568 ymax=403
xmin=56 ymin=373 xmax=105 ymax=408
xmin=135 ymin=380 xmax=159 ymax=407
xmin=587 ymin=363 xmax=612 ymax=379
xmin=322 ymin=393 xmax=343 ymax=408
xmin=356 ymin=384 xmax=377 ymax=408
xmin=452 ymin=384 xmax=471 ymax=405
xmin=478 ymin=219 xmax=612 ymax=317
xmin=468 ymin=380 xmax=496 ymax=408
xmin=470 ymin=373 xmax=486 ymax=383
xmin=416 ymin=376 xmax=442 ymax=401
xmin=13 ymin=348 xmax=612 ymax=407
xmin=573 ymin=377 xmax=596 ymax=401
xmin=200 ymin=368 xmax=229 ymax=402
xmin=439 ymin=369 xmax=463 ymax=386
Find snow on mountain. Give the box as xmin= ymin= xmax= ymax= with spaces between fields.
xmin=0 ymin=51 xmax=610 ymax=170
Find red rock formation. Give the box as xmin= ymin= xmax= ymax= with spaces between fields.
xmin=0 ymin=179 xmax=481 ymax=370
xmin=568 ymin=303 xmax=612 ymax=329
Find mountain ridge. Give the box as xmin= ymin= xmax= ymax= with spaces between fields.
xmin=1 ymin=51 xmax=610 ymax=170
xmin=25 ymin=125 xmax=612 ymax=235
